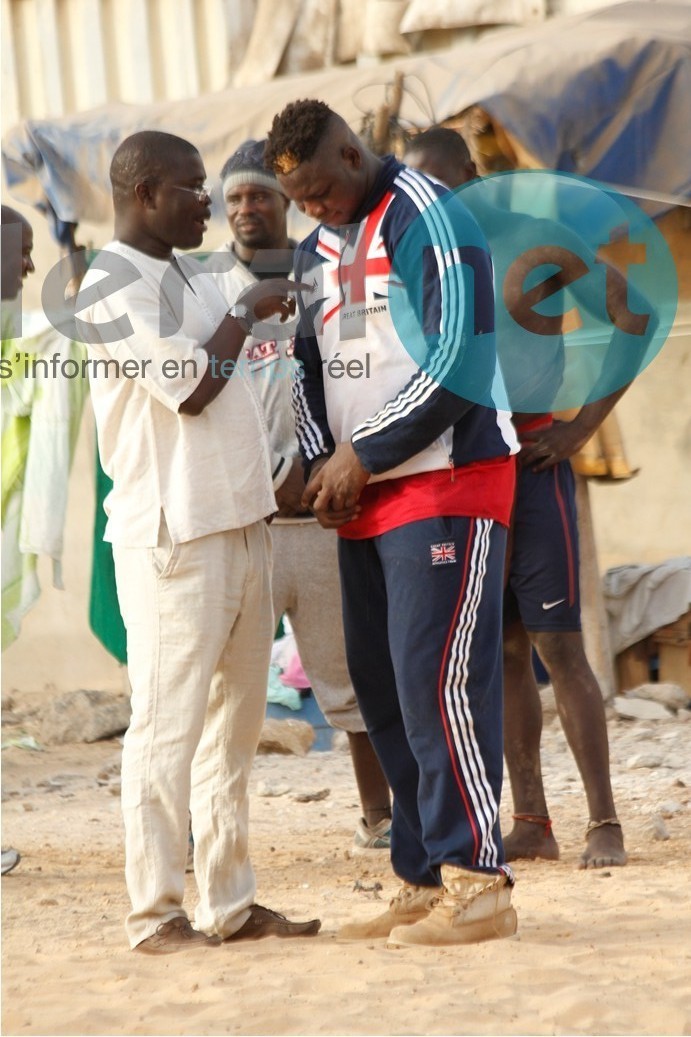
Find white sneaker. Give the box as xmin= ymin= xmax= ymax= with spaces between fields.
xmin=351 ymin=817 xmax=391 ymax=854
xmin=388 ymin=864 xmax=517 ymax=946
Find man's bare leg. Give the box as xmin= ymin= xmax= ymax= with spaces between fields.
xmin=532 ymin=630 xmax=627 ymax=869
xmin=502 ymin=621 xmax=560 ymax=861
xmin=347 ymin=731 xmax=391 ymax=828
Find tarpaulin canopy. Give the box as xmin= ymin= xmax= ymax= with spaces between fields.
xmin=3 ymin=0 xmax=690 ymax=228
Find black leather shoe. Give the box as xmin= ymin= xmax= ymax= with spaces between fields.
xmin=224 ymin=904 xmax=321 ymax=941
xmin=135 ymin=916 xmax=221 ymax=954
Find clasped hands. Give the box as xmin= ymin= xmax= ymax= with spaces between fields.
xmin=301 ymin=443 xmax=370 ymax=529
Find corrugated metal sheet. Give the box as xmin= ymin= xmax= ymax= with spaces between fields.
xmin=1 ymin=0 xmax=256 ymax=127
xmin=2 ymin=0 xmax=622 ymax=128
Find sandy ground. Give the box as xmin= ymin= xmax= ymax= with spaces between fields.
xmin=2 ymin=687 xmax=691 ymax=1037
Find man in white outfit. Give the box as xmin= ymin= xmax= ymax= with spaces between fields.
xmin=212 ymin=140 xmax=392 ymax=851
xmin=80 ymin=130 xmax=320 ymax=953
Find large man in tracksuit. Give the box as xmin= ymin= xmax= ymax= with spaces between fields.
xmin=265 ymin=100 xmax=519 ymax=947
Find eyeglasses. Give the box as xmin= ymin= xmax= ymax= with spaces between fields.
xmin=169 ymin=183 xmax=213 ymax=202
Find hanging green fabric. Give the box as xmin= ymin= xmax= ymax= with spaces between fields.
xmin=89 ymin=446 xmax=127 ymax=664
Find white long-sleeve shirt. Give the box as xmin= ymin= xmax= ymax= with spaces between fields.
xmin=80 ymin=240 xmax=275 ymax=547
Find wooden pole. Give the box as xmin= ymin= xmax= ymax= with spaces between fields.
xmin=574 ymin=472 xmax=616 ymax=700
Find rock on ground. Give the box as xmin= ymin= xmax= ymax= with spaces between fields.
xmin=625 ymin=682 xmax=690 ymax=712
xmin=40 ymin=690 xmax=131 ymax=745
xmin=257 ymin=717 xmax=315 ymax=756
xmin=613 ymin=697 xmax=673 ymax=721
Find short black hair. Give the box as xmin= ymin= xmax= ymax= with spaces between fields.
xmin=405 ymin=127 xmax=471 ymax=166
xmin=264 ymin=99 xmax=333 ymax=175
xmin=110 ymin=130 xmax=199 ymax=200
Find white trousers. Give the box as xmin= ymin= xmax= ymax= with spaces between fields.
xmin=113 ymin=519 xmax=273 ymax=947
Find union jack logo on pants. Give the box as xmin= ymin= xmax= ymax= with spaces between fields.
xmin=430 ymin=541 xmax=457 ymax=565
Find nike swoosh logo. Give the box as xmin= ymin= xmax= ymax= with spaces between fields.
xmin=542 ymin=598 xmax=566 ymax=610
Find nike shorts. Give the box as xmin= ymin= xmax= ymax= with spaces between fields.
xmin=504 ymin=459 xmax=582 ymax=632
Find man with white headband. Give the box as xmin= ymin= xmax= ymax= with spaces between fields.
xmin=214 ymin=139 xmax=393 ymax=854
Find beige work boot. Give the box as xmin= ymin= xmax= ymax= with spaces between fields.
xmin=387 ymin=864 xmax=517 ymax=947
xmin=339 ymin=882 xmax=441 ymax=940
